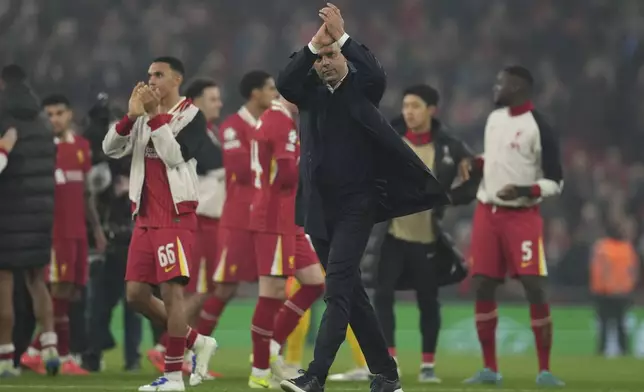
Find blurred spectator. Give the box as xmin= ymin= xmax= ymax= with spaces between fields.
xmin=590 ymin=214 xmax=640 ymax=356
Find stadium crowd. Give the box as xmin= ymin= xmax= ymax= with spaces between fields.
xmin=3 ymin=0 xmax=640 ymax=292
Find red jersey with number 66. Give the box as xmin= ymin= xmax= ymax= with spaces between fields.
xmin=249 ymin=101 xmax=299 ymax=235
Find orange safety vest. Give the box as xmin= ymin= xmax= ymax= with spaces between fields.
xmin=590 ymin=238 xmax=639 ymax=295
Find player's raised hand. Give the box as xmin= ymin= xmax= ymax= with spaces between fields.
xmin=127 ymin=82 xmax=145 ymax=119
xmin=311 ymin=23 xmax=334 ymax=50
xmin=140 ymin=85 xmax=161 ymax=116
xmin=496 ymin=184 xmax=519 ymax=201
xmin=0 ymin=127 xmax=18 ymax=153
xmin=319 ymin=3 xmax=345 ymax=41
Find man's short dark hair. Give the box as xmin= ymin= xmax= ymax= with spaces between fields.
xmin=1 ymin=64 xmax=27 ymax=84
xmin=153 ymin=56 xmax=185 ymax=76
xmin=403 ymin=84 xmax=439 ymax=107
xmin=503 ymin=65 xmax=534 ymax=87
xmin=42 ymin=94 xmax=71 ymax=108
xmin=184 ymin=78 xmax=218 ymax=100
xmin=239 ymin=70 xmax=272 ymax=100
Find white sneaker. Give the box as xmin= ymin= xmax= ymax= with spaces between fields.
xmin=138 ymin=376 xmax=185 ymax=391
xmin=188 ymin=336 xmax=218 ymax=386
xmin=270 ymin=355 xmax=300 ymax=381
xmin=0 ymin=360 xmax=20 ymax=378
xmin=328 ymin=366 xmax=371 ymax=381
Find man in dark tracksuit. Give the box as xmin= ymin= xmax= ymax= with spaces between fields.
xmin=276 ymin=6 xmax=448 ymax=392
xmin=372 ymin=85 xmax=477 ymax=383
xmin=82 ymin=101 xmax=142 ymax=371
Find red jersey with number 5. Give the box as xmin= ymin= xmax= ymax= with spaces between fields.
xmin=249 ymin=102 xmax=299 ymax=235
xmin=53 ymin=133 xmax=91 ymax=240
xmin=219 ymin=106 xmax=258 ymax=230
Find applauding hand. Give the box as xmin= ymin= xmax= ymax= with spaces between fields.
xmin=127 ymin=82 xmax=145 ymax=119
xmin=139 ymin=85 xmax=161 ymax=116
xmin=319 ymin=3 xmax=345 ymax=41
xmin=311 ymin=22 xmax=334 ymax=50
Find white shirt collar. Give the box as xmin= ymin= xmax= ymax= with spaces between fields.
xmin=54 ymin=131 xmax=75 ymax=144
xmin=326 ymin=69 xmax=350 ymax=93
xmin=237 ymin=105 xmax=258 ymax=127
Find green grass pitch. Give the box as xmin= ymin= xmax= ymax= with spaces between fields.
xmin=2 ymin=347 xmax=643 ymax=392
xmin=3 ymin=301 xmax=644 ymax=391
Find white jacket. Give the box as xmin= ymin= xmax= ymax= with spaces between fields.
xmin=102 ymin=98 xmax=208 ymax=215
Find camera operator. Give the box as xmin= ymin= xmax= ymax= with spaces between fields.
xmin=82 ymin=96 xmax=143 ymax=371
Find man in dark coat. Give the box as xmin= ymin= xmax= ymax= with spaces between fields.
xmin=0 ymin=65 xmax=59 ymax=376
xmin=276 ymin=5 xmax=448 ymax=392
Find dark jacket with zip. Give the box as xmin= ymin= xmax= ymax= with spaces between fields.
xmin=0 ymin=82 xmax=56 ymax=269
xmin=363 ymin=117 xmax=481 ymax=288
xmin=278 ymin=38 xmax=449 ymax=240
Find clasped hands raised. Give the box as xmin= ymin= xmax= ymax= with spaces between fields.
xmin=311 ymin=3 xmax=346 ymax=50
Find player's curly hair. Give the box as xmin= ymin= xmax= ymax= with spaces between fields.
xmin=239 ymin=70 xmax=272 ymax=100
xmin=503 ymin=65 xmax=534 ymax=87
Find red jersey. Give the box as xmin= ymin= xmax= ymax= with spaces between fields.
xmin=219 ymin=106 xmax=258 ymax=230
xmin=249 ymin=102 xmax=299 ymax=235
xmin=136 ymin=98 xmax=198 ymax=230
xmin=53 ymin=134 xmax=91 ymax=239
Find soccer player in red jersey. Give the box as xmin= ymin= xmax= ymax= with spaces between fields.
xmin=198 ymin=71 xmax=276 ymax=337
xmin=247 ymin=98 xmax=325 ymax=388
xmin=463 ymin=66 xmax=564 ymax=387
xmin=102 ymin=57 xmax=217 ymax=392
xmin=21 ymin=94 xmax=106 ymax=376
xmin=148 ymin=79 xmax=225 ymax=378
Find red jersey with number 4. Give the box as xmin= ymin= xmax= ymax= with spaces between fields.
xmin=53 ymin=134 xmax=91 ymax=240
xmin=249 ymin=102 xmax=299 ymax=235
xmin=219 ymin=106 xmax=258 ymax=230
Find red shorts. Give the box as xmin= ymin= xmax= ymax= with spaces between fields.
xmin=186 ymin=217 xmax=219 ymax=294
xmin=470 ymin=202 xmax=547 ymax=279
xmin=125 ymin=226 xmax=194 ymax=285
xmin=254 ymin=232 xmax=296 ymax=276
xmin=214 ymin=227 xmax=257 ymax=283
xmin=295 ymin=233 xmax=319 ymax=269
xmin=46 ymin=239 xmax=88 ymax=286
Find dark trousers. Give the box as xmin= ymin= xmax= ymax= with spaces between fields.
xmin=69 ymin=287 xmax=88 ymax=356
xmin=596 ymin=296 xmax=630 ymax=355
xmin=307 ymin=202 xmax=397 ymax=382
xmin=12 ymin=271 xmax=36 ymax=368
xmin=373 ymin=235 xmax=441 ymax=355
xmin=84 ymin=244 xmax=142 ymax=370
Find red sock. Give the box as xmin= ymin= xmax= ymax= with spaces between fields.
xmin=196 ymin=296 xmax=227 ymax=336
xmin=422 ymin=352 xmax=435 ymax=364
xmin=53 ymin=298 xmax=70 ymax=357
xmin=530 ymin=303 xmax=552 ymax=371
xmin=251 ymin=297 xmax=283 ymax=370
xmin=388 ymin=347 xmax=397 ymax=357
xmin=272 ymin=284 xmax=324 ymax=344
xmin=159 ymin=332 xmax=168 ymax=349
xmin=164 ymin=336 xmax=186 ymax=373
xmin=30 ymin=333 xmax=42 ymax=351
xmin=186 ymin=327 xmax=199 ymax=350
xmin=475 ymin=300 xmax=498 ymax=372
